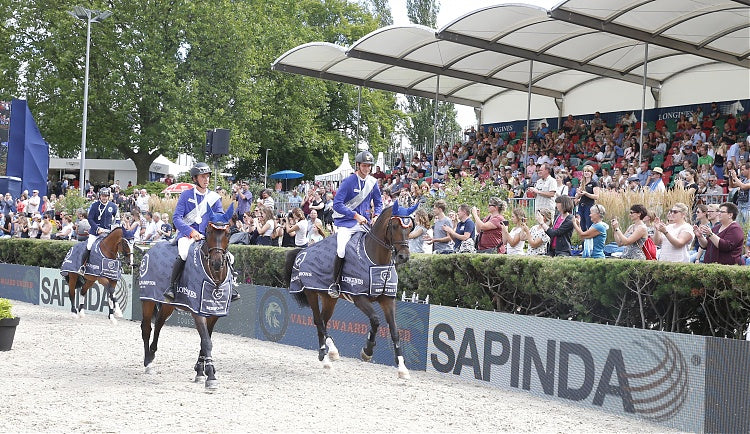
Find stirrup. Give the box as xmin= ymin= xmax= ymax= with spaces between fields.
xmin=163 ymin=285 xmax=176 ymax=302
xmin=327 ymin=283 xmax=340 ymax=299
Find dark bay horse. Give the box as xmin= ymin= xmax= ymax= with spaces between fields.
xmin=66 ymin=227 xmax=133 ymax=323
xmin=284 ymin=201 xmax=417 ymax=379
xmin=140 ymin=204 xmax=233 ymax=389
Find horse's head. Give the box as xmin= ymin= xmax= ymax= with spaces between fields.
xmin=203 ymin=203 xmax=233 ymax=274
xmin=383 ymin=200 xmax=419 ymax=264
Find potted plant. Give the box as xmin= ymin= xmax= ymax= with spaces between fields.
xmin=0 ymin=298 xmax=19 ymax=351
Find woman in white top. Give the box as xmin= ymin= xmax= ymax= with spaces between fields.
xmin=307 ymin=221 xmax=325 ymax=245
xmin=528 ymin=208 xmax=552 ymax=256
xmin=653 ymin=202 xmax=694 ymax=262
xmin=501 ymin=208 xmax=529 ymax=255
xmin=555 ymin=172 xmax=569 ymax=197
xmin=256 ymin=207 xmax=276 ymax=246
xmin=285 ymin=207 xmax=309 ymax=247
xmin=55 ymin=215 xmax=75 ymax=240
xmin=407 ymin=209 xmax=430 ymax=253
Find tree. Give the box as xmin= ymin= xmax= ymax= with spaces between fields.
xmin=0 ymin=0 xmax=402 ymax=184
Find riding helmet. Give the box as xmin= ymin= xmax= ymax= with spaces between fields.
xmin=190 ymin=162 xmax=212 ymax=178
xmin=99 ymin=187 xmax=111 ymax=196
xmin=355 ymin=151 xmax=374 ymax=165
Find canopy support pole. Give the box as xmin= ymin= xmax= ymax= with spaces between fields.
xmin=524 ymin=60 xmax=533 ymax=170
xmin=356 ymin=85 xmax=362 ymax=155
xmin=638 ymin=43 xmax=648 ymax=167
xmin=433 ymin=75 xmax=440 ymax=175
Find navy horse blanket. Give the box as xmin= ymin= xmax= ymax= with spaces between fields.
xmin=289 ymin=232 xmax=398 ymax=297
xmin=139 ymin=240 xmax=232 ymax=317
xmin=61 ymin=237 xmax=122 ymax=281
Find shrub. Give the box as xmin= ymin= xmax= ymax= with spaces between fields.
xmin=0 ymin=298 xmax=14 ymax=319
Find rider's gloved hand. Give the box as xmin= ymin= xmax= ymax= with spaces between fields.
xmin=190 ymin=230 xmax=204 ymax=241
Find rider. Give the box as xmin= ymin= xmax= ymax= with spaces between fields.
xmin=80 ymin=187 xmax=120 ymax=273
xmin=164 ymin=162 xmax=238 ymax=302
xmin=329 ymin=150 xmax=382 ymax=298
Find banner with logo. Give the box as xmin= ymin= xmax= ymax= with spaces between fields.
xmin=0 ymin=263 xmax=39 ymax=303
xmin=163 ymin=284 xmax=257 ymax=338
xmin=39 ymin=267 xmax=134 ymax=320
xmin=427 ymin=306 xmax=705 ymax=432
xmin=255 ymin=286 xmax=430 ymax=371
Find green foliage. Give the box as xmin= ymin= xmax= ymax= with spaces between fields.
xmin=424 ymin=176 xmax=509 ymax=212
xmin=56 ymin=189 xmax=92 ymax=215
xmin=124 ymin=182 xmax=167 ymax=196
xmin=0 ymin=298 xmax=13 ymax=320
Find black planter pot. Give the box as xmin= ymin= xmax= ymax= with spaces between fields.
xmin=0 ymin=317 xmax=20 ymax=351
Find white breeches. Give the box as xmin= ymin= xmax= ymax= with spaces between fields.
xmin=87 ymin=234 xmax=98 ymax=250
xmin=336 ymin=224 xmax=366 ymax=258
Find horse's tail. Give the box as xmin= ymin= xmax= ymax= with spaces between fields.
xmin=283 ymin=248 xmax=309 ymax=308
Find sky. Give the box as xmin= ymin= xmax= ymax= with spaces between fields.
xmin=386 ymin=0 xmax=562 ymax=130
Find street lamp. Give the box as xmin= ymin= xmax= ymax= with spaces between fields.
xmin=264 ymin=148 xmax=270 ymax=189
xmin=70 ymin=6 xmax=112 ymax=196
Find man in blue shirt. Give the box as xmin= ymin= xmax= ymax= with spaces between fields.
xmin=444 ymin=204 xmax=476 ymax=252
xmin=234 ymin=181 xmax=253 ymax=217
xmin=80 ymin=187 xmax=119 ymax=273
xmin=330 ymin=150 xmax=382 ymax=297
xmin=164 ymin=162 xmax=231 ymax=302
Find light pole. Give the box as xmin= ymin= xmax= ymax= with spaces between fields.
xmin=70 ymin=6 xmax=112 ymax=196
xmin=264 ymin=148 xmax=270 ymax=189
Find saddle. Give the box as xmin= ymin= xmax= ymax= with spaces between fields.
xmin=139 ymin=241 xmax=233 ymax=317
xmin=289 ymin=233 xmax=397 ymax=297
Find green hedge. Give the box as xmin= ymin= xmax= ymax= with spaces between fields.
xmin=3 ymin=239 xmax=749 ymax=339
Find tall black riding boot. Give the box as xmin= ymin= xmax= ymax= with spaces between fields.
xmin=328 ymin=256 xmax=345 ymax=298
xmin=163 ymin=258 xmax=186 ymax=302
xmin=79 ymin=248 xmax=91 ymax=274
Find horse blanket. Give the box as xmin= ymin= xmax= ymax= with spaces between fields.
xmin=289 ymin=232 xmax=398 ymax=297
xmin=61 ymin=237 xmax=122 ymax=281
xmin=139 ymin=240 xmax=232 ymax=317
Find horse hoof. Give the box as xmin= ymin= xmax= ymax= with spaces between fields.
xmin=145 ymin=365 xmax=156 ymax=375
xmin=78 ymin=310 xmax=85 ymax=319
xmin=205 ymin=379 xmax=219 ymax=390
xmin=321 ymin=355 xmax=333 ymax=369
xmin=398 ymin=368 xmax=411 ymax=380
xmin=70 ymin=312 xmax=79 ymax=320
xmin=114 ymin=306 xmax=123 ymax=318
xmin=194 ymin=374 xmax=206 ymax=383
xmin=360 ymin=349 xmax=373 ymax=362
xmin=108 ymin=315 xmax=117 ymax=325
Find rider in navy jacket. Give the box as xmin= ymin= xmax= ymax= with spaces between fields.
xmin=329 ymin=150 xmax=382 ymax=297
xmin=80 ymin=187 xmax=119 ymax=270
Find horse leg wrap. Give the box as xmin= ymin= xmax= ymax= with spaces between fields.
xmin=318 ymin=345 xmax=327 ymax=362
xmin=203 ymin=358 xmax=216 ymax=379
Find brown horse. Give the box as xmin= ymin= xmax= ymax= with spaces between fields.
xmin=66 ymin=227 xmax=133 ymax=323
xmin=140 ymin=211 xmax=232 ymax=390
xmin=284 ymin=202 xmax=415 ymax=378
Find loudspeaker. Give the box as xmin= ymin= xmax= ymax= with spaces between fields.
xmin=211 ymin=129 xmax=230 ymax=155
xmin=205 ymin=130 xmax=213 ymax=156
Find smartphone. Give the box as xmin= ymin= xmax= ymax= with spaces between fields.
xmin=502 ymin=220 xmax=509 ymax=226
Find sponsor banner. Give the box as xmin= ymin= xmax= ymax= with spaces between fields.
xmin=39 ymin=267 xmax=134 ymax=320
xmin=427 ymin=306 xmax=705 ymax=432
xmin=163 ymin=284 xmax=256 ymax=338
xmin=482 ymin=98 xmax=749 ymax=142
xmin=256 ymin=286 xmax=429 ymax=371
xmin=0 ymin=263 xmax=39 ymax=303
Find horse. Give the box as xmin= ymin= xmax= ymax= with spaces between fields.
xmin=64 ymin=226 xmax=133 ymax=324
xmin=139 ymin=203 xmax=234 ymax=389
xmin=284 ymin=200 xmax=417 ymax=379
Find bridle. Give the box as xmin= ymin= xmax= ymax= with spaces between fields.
xmin=202 ymin=222 xmax=230 ymax=285
xmin=366 ymin=215 xmax=413 ymax=256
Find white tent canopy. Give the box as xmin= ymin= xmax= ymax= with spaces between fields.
xmin=315 ymin=153 xmax=354 ymax=182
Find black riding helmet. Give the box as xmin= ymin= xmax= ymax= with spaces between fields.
xmin=190 ymin=162 xmax=212 ymax=180
xmin=355 ymin=151 xmax=374 ymax=165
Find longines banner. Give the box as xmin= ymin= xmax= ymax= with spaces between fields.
xmin=38 ymin=267 xmax=134 ymax=320
xmin=427 ymin=306 xmax=706 ymax=432
xmin=0 ymin=263 xmax=39 ymax=303
xmin=164 ymin=283 xmax=257 ymax=338
xmin=254 ymin=285 xmax=430 ymax=371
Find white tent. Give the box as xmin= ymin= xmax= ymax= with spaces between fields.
xmin=375 ymin=152 xmax=389 ymax=172
xmin=315 ymin=153 xmax=354 ymax=182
